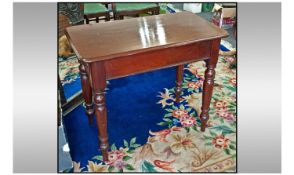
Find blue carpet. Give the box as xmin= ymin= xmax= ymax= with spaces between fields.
xmin=62 ymin=45 xmax=231 ymax=168
xmin=63 ymin=78 xmax=81 ymax=100
xmin=63 ymin=67 xmax=176 ymax=167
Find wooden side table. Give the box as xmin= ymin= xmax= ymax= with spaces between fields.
xmin=65 ymin=12 xmax=228 ymax=161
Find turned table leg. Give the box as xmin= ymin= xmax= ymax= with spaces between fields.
xmin=90 ymin=62 xmax=109 ymax=161
xmin=84 ymin=15 xmax=90 ymax=24
xmin=79 ymin=62 xmax=94 ymax=125
xmin=200 ymin=39 xmax=221 ymax=132
xmin=175 ymin=65 xmax=184 ymax=103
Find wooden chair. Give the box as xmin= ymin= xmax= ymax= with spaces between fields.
xmin=111 ymin=3 xmax=160 ymax=20
xmin=83 ymin=3 xmax=110 ymax=24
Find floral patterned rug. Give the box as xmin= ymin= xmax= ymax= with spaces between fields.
xmin=61 ymin=44 xmax=237 ymax=172
xmin=59 ymin=56 xmax=82 ymax=100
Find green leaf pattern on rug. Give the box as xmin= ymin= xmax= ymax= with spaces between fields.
xmin=141 ymin=160 xmax=158 ymax=172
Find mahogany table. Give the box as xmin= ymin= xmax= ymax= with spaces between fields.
xmin=65 ymin=12 xmax=228 ymax=161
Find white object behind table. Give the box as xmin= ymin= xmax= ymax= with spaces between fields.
xmin=183 ymin=3 xmax=202 ymax=13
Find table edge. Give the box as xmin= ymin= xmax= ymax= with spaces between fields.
xmin=72 ymin=34 xmax=228 ymax=63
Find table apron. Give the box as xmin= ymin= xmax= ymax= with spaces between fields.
xmin=104 ymin=40 xmax=212 ymax=80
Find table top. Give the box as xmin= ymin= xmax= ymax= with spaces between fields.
xmin=65 ymin=12 xmax=228 ymax=63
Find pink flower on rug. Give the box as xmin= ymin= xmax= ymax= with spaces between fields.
xmin=214 ymin=100 xmax=228 ymax=109
xmin=229 ymin=78 xmax=236 ymax=86
xmin=172 ymin=109 xmax=188 ymax=118
xmin=224 ymin=56 xmax=235 ymax=63
xmin=187 ymin=81 xmax=202 ymax=90
xmin=216 ymin=108 xmax=229 ymax=118
xmin=212 ymin=135 xmax=230 ymax=149
xmin=216 ymin=108 xmax=236 ymax=123
xmin=113 ymin=159 xmax=127 ymax=170
xmin=223 ymin=113 xmax=235 ymax=122
xmin=179 ymin=114 xmax=196 ymax=127
xmin=106 ymin=150 xmax=125 ymax=168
